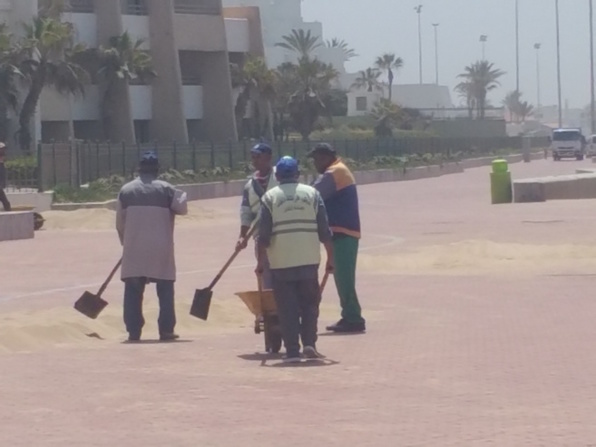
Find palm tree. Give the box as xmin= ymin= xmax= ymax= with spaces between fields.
xmin=0 ymin=25 xmax=23 ymax=140
xmin=326 ymin=38 xmax=357 ymax=62
xmin=276 ymin=58 xmax=338 ymax=140
xmin=230 ymin=56 xmax=275 ymax=140
xmin=370 ymin=98 xmax=402 ymax=137
xmin=95 ymin=32 xmax=156 ymax=140
xmin=375 ymin=53 xmax=404 ymax=101
xmin=275 ymin=29 xmax=322 ymax=60
xmin=454 ymin=81 xmax=475 ymax=119
xmin=351 ymin=68 xmax=383 ymax=93
xmin=17 ymin=17 xmax=89 ymax=152
xmin=457 ymin=60 xmax=505 ymax=119
xmin=517 ymin=101 xmax=534 ymax=122
xmin=503 ymin=90 xmax=522 ymax=122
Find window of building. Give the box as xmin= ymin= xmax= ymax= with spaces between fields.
xmin=122 ymin=0 xmax=148 ymax=15
xmin=69 ymin=0 xmax=94 ymax=13
xmin=174 ymin=0 xmax=221 ymax=16
xmin=356 ymin=96 xmax=368 ymax=112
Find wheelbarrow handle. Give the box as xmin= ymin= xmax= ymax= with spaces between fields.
xmin=207 ymin=224 xmax=258 ymax=291
xmin=96 ymin=258 xmax=122 ymax=297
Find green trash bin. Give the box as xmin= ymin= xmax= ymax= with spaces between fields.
xmin=490 ymin=159 xmax=512 ymax=204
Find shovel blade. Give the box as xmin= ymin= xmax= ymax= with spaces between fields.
xmin=74 ymin=291 xmax=108 ymax=319
xmin=190 ymin=288 xmax=212 ymax=321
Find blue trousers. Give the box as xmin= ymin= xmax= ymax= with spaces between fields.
xmin=123 ymin=278 xmax=176 ymax=336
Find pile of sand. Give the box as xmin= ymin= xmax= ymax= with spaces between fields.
xmin=359 ymin=239 xmax=596 ymax=276
xmin=0 ymin=291 xmax=340 ymax=354
xmin=42 ymin=205 xmax=234 ymax=231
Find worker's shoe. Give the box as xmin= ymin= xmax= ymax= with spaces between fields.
xmin=159 ymin=332 xmax=180 ymax=342
xmin=326 ymin=319 xmax=366 ymax=333
xmin=127 ymin=333 xmax=141 ymax=342
xmin=282 ymin=353 xmax=301 ymax=364
xmin=303 ymin=346 xmax=324 ymax=359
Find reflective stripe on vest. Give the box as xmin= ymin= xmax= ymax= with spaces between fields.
xmin=247 ymin=168 xmax=278 ymax=220
xmin=264 ymin=183 xmax=321 ymax=269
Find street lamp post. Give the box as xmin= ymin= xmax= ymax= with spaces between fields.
xmin=534 ymin=43 xmax=541 ymax=119
xmin=555 ymin=0 xmax=563 ymax=127
xmin=590 ymin=0 xmax=595 ymax=133
xmin=480 ymin=35 xmax=488 ymax=60
xmin=415 ymin=5 xmax=423 ymax=84
xmin=432 ymin=23 xmax=439 ymax=84
xmin=515 ymin=0 xmax=520 ymax=92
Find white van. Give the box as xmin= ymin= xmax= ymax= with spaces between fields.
xmin=551 ymin=128 xmax=586 ymax=161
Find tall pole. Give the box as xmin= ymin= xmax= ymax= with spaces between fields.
xmin=433 ymin=23 xmax=439 ymax=84
xmin=556 ymin=0 xmax=563 ymax=127
xmin=534 ymin=43 xmax=541 ymax=117
xmin=415 ymin=5 xmax=423 ymax=84
xmin=515 ymin=0 xmax=520 ymax=92
xmin=480 ymin=35 xmax=488 ymax=60
xmin=590 ymin=0 xmax=595 ymax=133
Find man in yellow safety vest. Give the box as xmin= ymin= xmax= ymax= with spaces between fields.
xmin=256 ymin=156 xmax=334 ymax=363
xmin=237 ymin=143 xmax=278 ymax=288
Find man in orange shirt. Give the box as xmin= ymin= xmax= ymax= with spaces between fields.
xmin=309 ymin=143 xmax=365 ymax=333
xmin=0 ymin=142 xmax=11 ymax=212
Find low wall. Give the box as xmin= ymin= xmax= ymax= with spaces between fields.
xmin=514 ymin=173 xmax=596 ymax=203
xmin=6 ymin=191 xmax=53 ymax=212
xmin=0 ymin=212 xmax=35 ymax=242
xmin=50 ymin=151 xmax=544 ymax=210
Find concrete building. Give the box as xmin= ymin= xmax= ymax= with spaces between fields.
xmin=222 ymin=0 xmax=346 ymax=73
xmin=0 ymin=0 xmax=265 ymax=145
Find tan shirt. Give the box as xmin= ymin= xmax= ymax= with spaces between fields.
xmin=116 ymin=175 xmax=188 ymax=281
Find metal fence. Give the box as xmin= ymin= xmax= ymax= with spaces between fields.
xmin=4 ymin=136 xmax=548 ymax=192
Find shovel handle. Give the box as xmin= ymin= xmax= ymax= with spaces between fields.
xmin=96 ymin=258 xmax=122 ymax=297
xmin=207 ymin=224 xmax=258 ymax=291
xmin=320 ymin=271 xmax=331 ymax=294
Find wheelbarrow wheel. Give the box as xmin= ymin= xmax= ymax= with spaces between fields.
xmin=33 ymin=213 xmax=44 ymax=231
xmin=268 ymin=330 xmax=282 ymax=354
xmin=263 ymin=315 xmax=283 ymax=354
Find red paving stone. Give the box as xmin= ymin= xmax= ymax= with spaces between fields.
xmin=2 ymin=159 xmax=596 ymax=446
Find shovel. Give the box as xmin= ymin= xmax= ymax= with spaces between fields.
xmin=74 ymin=258 xmax=122 ymax=319
xmin=190 ymin=225 xmax=257 ymax=321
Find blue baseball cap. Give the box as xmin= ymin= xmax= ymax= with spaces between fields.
xmin=251 ymin=143 xmax=272 ymax=154
xmin=276 ymin=156 xmax=299 ymax=178
xmin=140 ymin=151 xmax=158 ymax=163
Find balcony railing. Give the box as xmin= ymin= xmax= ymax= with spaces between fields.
xmin=174 ymin=0 xmax=221 ymax=16
xmin=121 ymin=0 xmax=148 ymax=15
xmin=69 ymin=0 xmax=94 ymax=13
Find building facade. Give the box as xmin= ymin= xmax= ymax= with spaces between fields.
xmin=0 ymin=0 xmax=265 ymax=145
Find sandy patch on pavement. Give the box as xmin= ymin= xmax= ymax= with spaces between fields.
xmin=359 ymin=239 xmax=596 ymax=276
xmin=42 ymin=205 xmax=234 ymax=231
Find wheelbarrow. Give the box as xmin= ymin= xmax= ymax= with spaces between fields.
xmin=235 ymin=272 xmax=331 ymax=354
xmin=11 ymin=206 xmax=44 ymax=231
xmin=235 ymin=282 xmax=283 ymax=354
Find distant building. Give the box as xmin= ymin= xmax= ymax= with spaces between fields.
xmin=347 ymin=82 xmax=454 ymax=117
xmin=0 ymin=0 xmax=265 ymax=144
xmin=222 ymin=0 xmax=346 ymax=71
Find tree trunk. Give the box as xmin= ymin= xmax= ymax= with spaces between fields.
xmin=18 ymin=76 xmax=45 ymax=153
xmin=234 ymin=86 xmax=250 ymax=139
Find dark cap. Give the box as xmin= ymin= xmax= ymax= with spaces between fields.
xmin=308 ymin=142 xmax=336 ymax=157
xmin=275 ymin=156 xmax=299 ymax=178
xmin=251 ymin=143 xmax=273 ymax=155
xmin=140 ymin=151 xmax=159 ymax=164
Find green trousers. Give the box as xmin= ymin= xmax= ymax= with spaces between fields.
xmin=332 ymin=235 xmax=363 ymax=323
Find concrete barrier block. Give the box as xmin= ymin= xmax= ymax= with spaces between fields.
xmin=514 ymin=179 xmax=546 ymax=202
xmin=6 ymin=192 xmax=54 ymax=212
xmin=0 ymin=212 xmax=34 ymax=242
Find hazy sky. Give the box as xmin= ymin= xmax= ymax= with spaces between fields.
xmin=302 ymin=0 xmax=592 ymax=109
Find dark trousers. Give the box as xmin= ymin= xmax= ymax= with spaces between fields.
xmin=0 ymin=188 xmax=11 ymax=211
xmin=123 ymin=278 xmax=176 ymax=336
xmin=271 ymin=271 xmax=321 ymax=357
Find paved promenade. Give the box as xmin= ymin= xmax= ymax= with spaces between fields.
xmin=2 ymin=159 xmax=596 ymax=446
